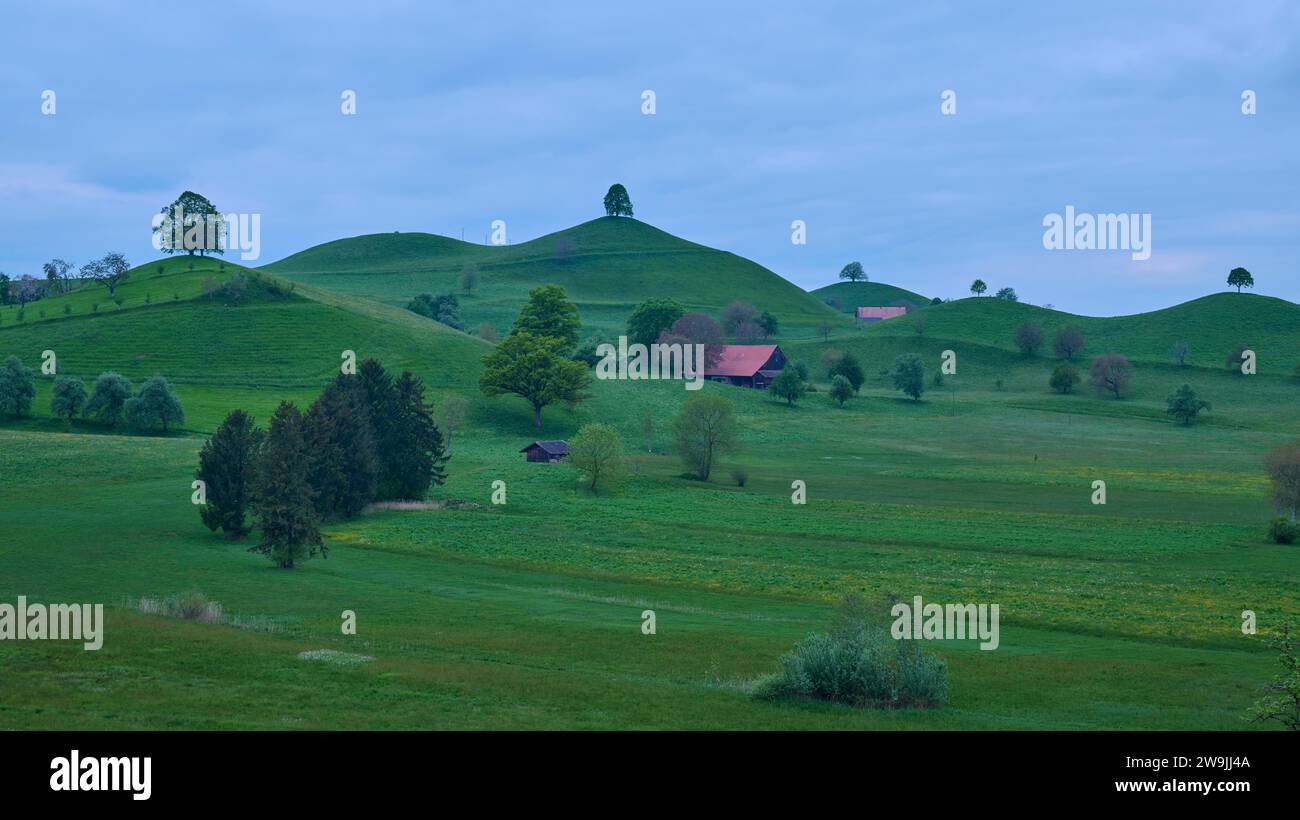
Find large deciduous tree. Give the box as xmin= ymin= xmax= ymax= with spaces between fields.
xmin=125 ymin=375 xmax=185 ymax=432
xmin=480 ymin=332 xmax=590 ymax=429
xmin=155 ymin=190 xmax=225 ymax=256
xmin=83 ymin=372 xmax=133 ymax=425
xmin=839 ymin=261 xmax=866 ymax=283
xmin=626 ymin=298 xmax=685 ymax=348
xmin=1088 ymin=353 xmax=1132 ymax=399
xmin=1265 ymin=441 xmax=1300 ymax=521
xmin=0 ymin=355 xmax=36 ymax=417
xmin=50 ymin=376 xmax=88 ymax=422
xmin=569 ymin=422 xmax=626 ymax=493
xmin=603 ymin=184 xmax=633 ymax=217
xmin=512 ymin=284 xmax=581 ymax=353
xmin=891 ymin=353 xmax=925 ymax=401
xmin=1227 ymin=267 xmax=1254 ymax=293
xmin=1166 ymin=384 xmax=1211 ymax=426
xmin=1053 ymin=326 xmax=1085 ymax=361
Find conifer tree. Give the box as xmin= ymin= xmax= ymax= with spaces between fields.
xmin=197 ymin=410 xmax=262 ymax=538
xmin=388 ymin=370 xmax=448 ymax=499
xmin=305 ymin=375 xmax=380 ymax=517
xmin=251 ymin=401 xmax=323 ymax=568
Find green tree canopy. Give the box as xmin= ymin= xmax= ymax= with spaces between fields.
xmin=672 ymin=393 xmax=736 ymax=481
xmin=305 ymin=374 xmax=380 ymax=518
xmin=84 ymin=372 xmax=133 ymax=426
xmin=839 ymin=261 xmax=866 ymax=283
xmin=251 ymin=401 xmax=323 ymax=568
xmin=197 ymin=410 xmax=263 ymax=538
xmin=626 ymin=298 xmax=685 ymax=347
xmin=1227 ymin=267 xmax=1254 ymax=293
xmin=603 ymin=183 xmax=633 ymax=217
xmin=155 ymin=190 xmax=225 ymax=255
xmin=480 ymin=332 xmax=590 ymax=429
xmin=769 ymin=367 xmax=806 ymax=405
xmin=50 ymin=376 xmax=88 ymax=422
xmin=512 ymin=284 xmax=581 ymax=352
xmin=970 ymin=279 xmax=987 ymax=296
xmin=891 ymin=353 xmax=925 ymax=401
xmin=0 ymin=355 xmax=37 ymax=417
xmin=829 ymin=374 xmax=854 ymax=406
xmin=125 ymin=375 xmax=186 ymax=432
xmin=569 ymin=422 xmax=626 ymax=493
xmin=1166 ymin=384 xmax=1211 ymax=426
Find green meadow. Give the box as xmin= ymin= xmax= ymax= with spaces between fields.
xmin=1 ymin=220 xmax=1297 ymax=729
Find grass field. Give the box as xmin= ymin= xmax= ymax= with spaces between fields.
xmin=2 ymin=226 xmax=1297 ymax=730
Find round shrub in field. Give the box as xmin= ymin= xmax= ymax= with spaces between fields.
xmin=755 ymin=599 xmax=947 ymax=709
xmin=1268 ymin=517 xmax=1297 ymax=545
xmin=125 ymin=375 xmax=185 ymax=433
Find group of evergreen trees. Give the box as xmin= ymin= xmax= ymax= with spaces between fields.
xmin=196 ymin=358 xmax=448 ymax=568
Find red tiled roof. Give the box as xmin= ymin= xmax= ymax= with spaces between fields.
xmin=705 ymin=345 xmax=779 ymax=377
xmin=857 ymin=306 xmax=907 ymax=320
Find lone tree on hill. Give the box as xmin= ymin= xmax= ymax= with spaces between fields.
xmin=480 ymin=331 xmax=590 ymax=429
xmin=0 ymin=355 xmax=37 ymax=417
xmin=892 ymin=353 xmax=925 ymax=401
xmin=769 ymin=368 xmax=807 ymax=405
xmin=839 ymin=261 xmax=866 ymax=283
xmin=603 ymin=183 xmax=634 ymax=217
xmin=1264 ymin=441 xmax=1300 ymax=521
xmin=673 ymin=393 xmax=736 ymax=481
xmin=125 ymin=375 xmax=185 ymax=433
xmin=512 ymin=284 xmax=582 ymax=353
xmin=1166 ymin=384 xmax=1211 ymax=426
xmin=1053 ymin=326 xmax=1085 ymax=361
xmin=81 ymin=252 xmax=131 ymax=298
xmin=970 ymin=279 xmax=987 ymax=296
xmin=251 ymin=401 xmax=324 ymax=569
xmin=154 ymin=190 xmax=225 ymax=255
xmin=1089 ymin=353 xmax=1132 ymax=399
xmin=197 ymin=410 xmax=263 ymax=539
xmin=995 ymin=287 xmax=1018 ymax=301
xmin=1228 ymin=267 xmax=1254 ymax=293
xmin=1014 ymin=322 xmax=1045 ymax=355
xmin=626 ymin=298 xmax=685 ymax=347
xmin=569 ymin=422 xmax=626 ymax=493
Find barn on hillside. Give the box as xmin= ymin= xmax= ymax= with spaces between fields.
xmin=521 ymin=440 xmax=570 ymax=463
xmin=703 ymin=344 xmax=786 ymax=389
xmin=856 ymin=306 xmax=908 ymax=322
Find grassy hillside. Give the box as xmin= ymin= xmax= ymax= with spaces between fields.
xmin=812 ymin=280 xmax=932 ymax=312
xmin=265 ymin=217 xmax=846 ymax=341
xmin=852 ymin=292 xmax=1300 ymax=372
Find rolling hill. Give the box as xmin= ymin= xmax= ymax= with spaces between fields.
xmin=265 ymin=216 xmax=847 ymax=340
xmin=812 ymin=280 xmax=932 ymax=312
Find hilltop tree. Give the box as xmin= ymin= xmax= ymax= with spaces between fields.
xmin=603 ymin=183 xmax=633 ymax=217
xmin=83 ymin=372 xmax=133 ymax=426
xmin=512 ymin=284 xmax=581 ymax=353
xmin=480 ymin=331 xmax=590 ymax=429
xmin=459 ymin=262 xmax=479 ymax=294
xmin=672 ymin=393 xmax=736 ymax=481
xmin=995 ymin=287 xmax=1018 ymax=301
xmin=251 ymin=401 xmax=324 ymax=569
xmin=1014 ymin=322 xmax=1045 ymax=355
xmin=125 ymin=375 xmax=185 ymax=433
xmin=970 ymin=279 xmax=987 ymax=296
xmin=0 ymin=355 xmax=36 ymax=417
xmin=50 ymin=377 xmax=88 ymax=423
xmin=197 ymin=410 xmax=263 ymax=539
xmin=305 ymin=375 xmax=380 ymax=518
xmin=1053 ymin=326 xmax=1085 ymax=361
xmin=1228 ymin=267 xmax=1254 ymax=293
xmin=828 ymin=352 xmax=865 ymax=393
xmin=891 ymin=353 xmax=925 ymax=401
xmin=839 ymin=261 xmax=866 ymax=283
xmin=626 ymin=298 xmax=685 ymax=347
xmin=388 ymin=371 xmax=448 ymax=499
xmin=1049 ymin=363 xmax=1079 ymax=394
xmin=769 ymin=368 xmax=807 ymax=405
xmin=81 ymin=253 xmax=131 ymax=298
xmin=569 ymin=422 xmax=626 ymax=493
xmin=829 ymin=374 xmax=854 ymax=406
xmin=1264 ymin=442 xmax=1300 ymax=521
xmin=154 ymin=190 xmax=225 ymax=255
xmin=1166 ymin=384 xmax=1211 ymax=426
xmin=1089 ymin=353 xmax=1132 ymax=399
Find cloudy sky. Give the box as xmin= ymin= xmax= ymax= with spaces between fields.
xmin=2 ymin=1 xmax=1296 ymax=314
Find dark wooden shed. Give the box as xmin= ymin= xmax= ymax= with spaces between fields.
xmin=521 ymin=440 xmax=570 ymax=463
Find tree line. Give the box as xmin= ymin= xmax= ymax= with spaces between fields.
xmin=196 ymin=358 xmax=448 ymax=568
xmin=0 ymin=358 xmax=185 ymax=432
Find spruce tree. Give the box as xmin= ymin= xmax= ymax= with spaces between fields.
xmin=356 ymin=358 xmax=401 ymax=498
xmin=251 ymin=401 xmax=323 ymax=568
xmin=388 ymin=371 xmax=448 ymax=499
xmin=197 ymin=410 xmax=262 ymax=538
xmin=305 ymin=375 xmax=380 ymax=517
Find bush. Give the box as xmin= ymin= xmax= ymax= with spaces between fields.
xmin=138 ymin=591 xmax=223 ymax=623
xmin=1014 ymin=322 xmax=1044 ymax=355
xmin=1049 ymin=363 xmax=1079 ymax=394
xmin=731 ymin=468 xmax=748 ymax=487
xmin=1268 ymin=517 xmax=1298 ymax=545
xmin=755 ymin=597 xmax=946 ymax=709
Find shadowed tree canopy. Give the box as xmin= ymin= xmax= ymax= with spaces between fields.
xmin=197 ymin=410 xmax=263 ymax=538
xmin=626 ymin=298 xmax=685 ymax=348
xmin=511 ymin=284 xmax=581 ymax=353
xmin=603 ymin=183 xmax=633 ymax=217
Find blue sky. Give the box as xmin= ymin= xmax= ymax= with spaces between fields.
xmin=2 ymin=1 xmax=1297 ymax=314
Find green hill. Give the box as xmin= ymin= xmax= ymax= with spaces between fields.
xmin=857 ymin=293 xmax=1300 ymax=371
xmin=812 ymin=281 xmax=932 ymax=313
xmin=265 ymin=217 xmax=845 ymax=340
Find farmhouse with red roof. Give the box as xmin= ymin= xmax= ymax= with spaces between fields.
xmin=703 ymin=344 xmax=786 ymax=389
xmin=856 ymin=306 xmax=908 ymax=322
